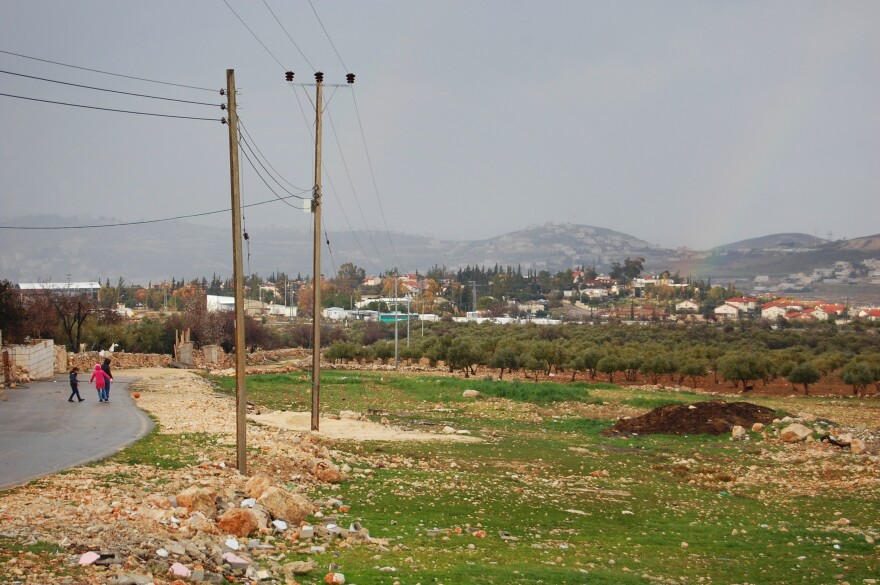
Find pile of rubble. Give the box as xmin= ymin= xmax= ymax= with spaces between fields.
xmin=0 ymin=464 xmax=383 ymax=584
xmin=0 ymin=368 xmax=380 ymax=584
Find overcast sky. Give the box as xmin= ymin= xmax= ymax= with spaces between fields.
xmin=1 ymin=1 xmax=878 ymax=256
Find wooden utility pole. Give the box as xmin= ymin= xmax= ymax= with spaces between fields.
xmin=226 ymin=69 xmax=248 ymax=474
xmin=311 ymin=72 xmax=324 ymax=431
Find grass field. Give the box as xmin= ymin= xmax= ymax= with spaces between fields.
xmin=209 ymin=371 xmax=879 ymax=585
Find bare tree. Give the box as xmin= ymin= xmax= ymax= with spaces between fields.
xmin=46 ymin=292 xmax=97 ymax=351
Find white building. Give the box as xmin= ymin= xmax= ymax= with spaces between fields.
xmin=714 ymin=303 xmax=740 ymax=319
xmin=675 ymin=300 xmax=700 ymax=313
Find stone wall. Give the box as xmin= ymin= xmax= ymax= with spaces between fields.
xmin=68 ymin=352 xmax=173 ymax=372
xmin=7 ymin=340 xmax=56 ymax=380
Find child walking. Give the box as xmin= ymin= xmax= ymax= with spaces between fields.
xmin=68 ymin=367 xmax=84 ymax=402
xmin=90 ymin=363 xmax=111 ymax=403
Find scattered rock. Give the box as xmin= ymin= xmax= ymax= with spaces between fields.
xmin=245 ymin=474 xmax=272 ymax=499
xmin=462 ymin=389 xmax=481 ymax=398
xmin=170 ymin=562 xmax=192 ymax=577
xmin=216 ymin=508 xmax=261 ymax=537
xmin=850 ymin=439 xmax=867 ymax=454
xmin=284 ymin=560 xmax=318 ymax=575
xmin=78 ymin=551 xmax=100 ymax=566
xmin=311 ymin=459 xmax=345 ymax=483
xmin=176 ymin=486 xmax=218 ymax=518
xmin=730 ymin=425 xmax=748 ymax=441
xmin=780 ymin=423 xmax=813 ymax=443
xmin=257 ymin=486 xmax=312 ymax=525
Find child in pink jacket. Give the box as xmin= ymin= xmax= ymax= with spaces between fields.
xmin=90 ymin=364 xmax=111 ymax=403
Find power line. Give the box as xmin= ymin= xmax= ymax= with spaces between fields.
xmin=0 ymin=92 xmax=224 ymax=122
xmin=0 ymin=193 xmax=306 ymax=230
xmin=295 ymin=1 xmax=401 ymax=272
xmin=306 ymin=0 xmax=348 ymax=71
xmin=291 ymin=84 xmax=383 ymax=275
xmin=220 ymin=0 xmax=287 ymax=71
xmin=351 ymin=89 xmax=402 ymax=269
xmin=238 ymin=136 xmax=307 ymax=207
xmin=322 ymin=218 xmax=338 ymax=280
xmin=261 ymin=0 xmax=316 ymax=72
xmin=0 ymin=69 xmax=223 ymax=107
xmin=324 ymin=101 xmax=386 ymax=264
xmin=238 ymin=118 xmax=310 ymax=191
xmin=238 ymin=131 xmax=310 ymax=201
xmin=0 ymin=48 xmax=217 ymax=93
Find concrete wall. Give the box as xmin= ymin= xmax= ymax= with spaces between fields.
xmin=8 ymin=340 xmax=56 ymax=380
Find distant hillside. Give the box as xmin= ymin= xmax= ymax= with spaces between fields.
xmin=442 ymin=223 xmax=669 ymax=272
xmin=0 ymin=216 xmax=875 ymax=284
xmin=711 ymin=233 xmax=828 ymax=252
xmin=834 ymin=234 xmax=880 ymax=252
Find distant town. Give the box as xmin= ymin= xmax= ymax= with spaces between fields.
xmin=13 ymin=254 xmax=880 ymax=328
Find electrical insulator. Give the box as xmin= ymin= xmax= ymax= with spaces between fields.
xmin=346 ymin=73 xmax=355 ymax=84
xmin=285 ymin=71 xmax=294 ymax=82
xmin=221 ymin=117 xmax=228 ymax=125
xmin=243 ymin=231 xmax=249 ymax=241
xmin=314 ymin=71 xmax=324 ymax=83
xmin=220 ymin=104 xmax=226 ymax=111
xmin=220 ymin=89 xmax=226 ymax=96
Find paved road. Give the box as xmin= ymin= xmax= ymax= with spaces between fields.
xmin=0 ymin=373 xmax=153 ymax=490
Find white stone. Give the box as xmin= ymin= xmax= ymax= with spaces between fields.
xmin=780 ymin=423 xmax=813 ymax=443
xmin=78 ymin=551 xmax=100 ymax=566
xmin=170 ymin=562 xmax=191 ymax=577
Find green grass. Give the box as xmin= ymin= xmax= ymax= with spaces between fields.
xmin=621 ymin=397 xmax=687 ymax=409
xmin=106 ymin=431 xmax=217 ymax=469
xmin=0 ymin=537 xmax=86 ymax=583
xmin=209 ymin=371 xmax=879 ymax=584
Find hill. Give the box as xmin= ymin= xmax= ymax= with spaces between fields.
xmin=711 ymin=233 xmax=828 ymax=252
xmin=0 ymin=216 xmax=876 ymax=284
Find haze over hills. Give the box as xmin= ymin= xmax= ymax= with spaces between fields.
xmin=1 ymin=215 xmax=877 ymax=284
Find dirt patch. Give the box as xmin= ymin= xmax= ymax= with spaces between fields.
xmin=603 ymin=400 xmax=778 ymax=436
xmin=250 ymin=411 xmax=482 ymax=443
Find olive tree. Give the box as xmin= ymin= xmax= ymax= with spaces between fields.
xmin=717 ymin=351 xmax=769 ymax=391
xmin=787 ymin=362 xmax=821 ymax=395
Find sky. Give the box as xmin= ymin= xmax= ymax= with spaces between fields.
xmin=1 ymin=1 xmax=878 ymax=257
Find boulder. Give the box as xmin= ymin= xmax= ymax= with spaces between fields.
xmin=176 ymin=486 xmax=218 ymax=517
xmin=257 ymin=487 xmax=312 ymax=525
xmin=284 ymin=560 xmax=318 ymax=576
xmin=751 ymin=422 xmax=765 ymax=432
xmin=245 ymin=474 xmax=272 ymax=499
xmin=216 ymin=509 xmax=260 ymax=537
xmin=462 ymin=389 xmax=481 ymax=399
xmin=849 ymin=439 xmax=867 ymax=455
xmin=311 ymin=460 xmax=344 ymax=483
xmin=183 ymin=512 xmax=220 ymax=535
xmin=730 ymin=426 xmax=747 ymax=441
xmin=780 ymin=423 xmax=813 ymax=443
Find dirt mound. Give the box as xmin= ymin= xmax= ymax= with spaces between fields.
xmin=603 ymin=401 xmax=777 ymax=436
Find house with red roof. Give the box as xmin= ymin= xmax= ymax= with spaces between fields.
xmin=857 ymin=308 xmax=880 ymax=321
xmin=725 ymin=297 xmax=757 ymax=312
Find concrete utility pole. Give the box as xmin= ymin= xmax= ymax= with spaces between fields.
xmin=225 ymin=69 xmax=248 ymax=475
xmin=311 ymin=71 xmax=324 ymax=432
